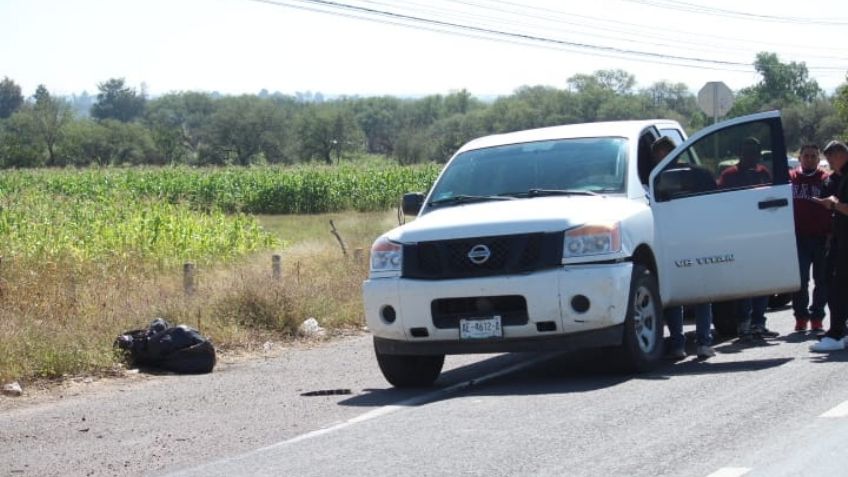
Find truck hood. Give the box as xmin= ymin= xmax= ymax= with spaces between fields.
xmin=386 ymin=195 xmax=646 ymax=243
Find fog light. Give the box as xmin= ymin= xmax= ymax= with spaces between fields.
xmin=571 ymin=295 xmax=590 ymax=314
xmin=381 ymin=305 xmax=397 ymax=324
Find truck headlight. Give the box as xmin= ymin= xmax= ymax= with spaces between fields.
xmin=564 ymin=223 xmax=621 ymax=258
xmin=370 ymin=236 xmax=403 ymax=273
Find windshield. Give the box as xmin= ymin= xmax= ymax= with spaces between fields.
xmin=428 ymin=137 xmax=628 ymax=205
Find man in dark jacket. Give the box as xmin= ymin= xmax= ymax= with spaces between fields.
xmin=718 ymin=137 xmax=777 ymax=340
xmin=790 ymin=144 xmax=831 ymax=332
xmin=810 ymin=140 xmax=848 ymax=352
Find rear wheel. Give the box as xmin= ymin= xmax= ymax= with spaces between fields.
xmin=374 ymin=339 xmax=445 ymax=388
xmin=618 ymin=265 xmax=663 ymax=372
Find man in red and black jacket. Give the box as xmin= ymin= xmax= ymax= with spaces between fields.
xmin=810 ymin=140 xmax=848 ymax=352
xmin=790 ymin=144 xmax=831 ymax=332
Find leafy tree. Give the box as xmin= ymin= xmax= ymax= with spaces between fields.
xmin=58 ymin=119 xmax=103 ymax=166
xmin=729 ymin=52 xmax=822 ymax=116
xmin=642 ymin=81 xmax=689 ymax=113
xmin=444 ymin=89 xmax=483 ymax=116
xmin=425 ymin=111 xmax=488 ymax=163
xmin=781 ymin=100 xmax=844 ymax=151
xmin=297 ymin=104 xmax=363 ymax=164
xmin=203 ymin=95 xmax=293 ymax=165
xmin=353 ymin=96 xmax=403 ymax=154
xmin=835 ymin=74 xmax=848 ymax=137
xmin=485 ymin=98 xmax=538 ymax=133
xmin=91 ymin=78 xmax=146 ymax=122
xmin=145 ymin=92 xmax=216 ymax=163
xmin=597 ymin=94 xmax=652 ymax=121
xmin=0 ymin=77 xmax=24 ymax=119
xmin=400 ymin=95 xmax=445 ymax=130
xmin=59 ymin=119 xmax=158 ymax=166
xmin=32 ymin=85 xmax=73 ymax=166
xmin=754 ymin=52 xmax=821 ymax=104
xmin=0 ymin=110 xmax=42 ymax=167
xmin=393 ymin=131 xmax=429 ymax=165
xmin=595 ymin=69 xmax=637 ymax=95
xmin=500 ymin=86 xmax=580 ymax=129
xmin=567 ymin=70 xmax=635 ymax=121
xmin=639 ymin=81 xmax=704 ymax=131
xmin=568 ymin=69 xmax=635 ymax=96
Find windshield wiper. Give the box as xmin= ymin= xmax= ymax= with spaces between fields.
xmin=428 ymin=194 xmax=517 ymax=207
xmin=504 ymin=189 xmax=599 ymax=198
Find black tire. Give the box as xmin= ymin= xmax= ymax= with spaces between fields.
xmin=711 ymin=300 xmax=739 ymax=337
xmin=618 ymin=265 xmax=664 ymax=372
xmin=768 ymin=293 xmax=792 ymax=309
xmin=374 ymin=339 xmax=445 ymax=388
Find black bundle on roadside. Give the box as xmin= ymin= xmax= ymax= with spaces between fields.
xmin=114 ymin=319 xmax=216 ymax=374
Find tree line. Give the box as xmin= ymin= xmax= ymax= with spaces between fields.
xmin=1 ymin=52 xmax=846 ymax=169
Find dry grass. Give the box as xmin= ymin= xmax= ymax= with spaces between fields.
xmin=0 ymin=210 xmax=401 ymax=383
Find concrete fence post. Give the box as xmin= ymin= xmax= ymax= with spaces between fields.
xmin=272 ymin=254 xmax=282 ymax=281
xmin=183 ymin=262 xmax=195 ymax=296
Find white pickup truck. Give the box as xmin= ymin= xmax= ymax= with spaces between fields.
xmin=363 ymin=111 xmax=800 ymax=387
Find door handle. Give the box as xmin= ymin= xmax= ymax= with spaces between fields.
xmin=758 ymin=198 xmax=788 ymax=210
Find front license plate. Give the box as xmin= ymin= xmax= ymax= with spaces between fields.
xmin=459 ymin=315 xmax=503 ymax=340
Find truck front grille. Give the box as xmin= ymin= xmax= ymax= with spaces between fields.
xmin=431 ymin=295 xmax=529 ymax=329
xmin=402 ymin=232 xmax=563 ymax=279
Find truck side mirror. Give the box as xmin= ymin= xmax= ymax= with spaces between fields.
xmin=402 ymin=192 xmax=425 ymax=215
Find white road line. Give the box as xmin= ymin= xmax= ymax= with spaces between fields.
xmin=705 ymin=467 xmax=752 ymax=477
xmin=167 ymin=351 xmax=560 ymax=476
xmin=820 ymin=400 xmax=848 ymax=417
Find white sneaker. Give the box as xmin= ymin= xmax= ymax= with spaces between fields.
xmin=810 ymin=337 xmax=846 ymax=352
xmin=696 ymin=345 xmax=716 ymax=358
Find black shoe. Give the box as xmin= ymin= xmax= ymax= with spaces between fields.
xmin=664 ymin=346 xmax=686 ymax=360
xmin=751 ymin=324 xmax=779 ymax=338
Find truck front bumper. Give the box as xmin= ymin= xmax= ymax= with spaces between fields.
xmin=363 ymin=262 xmax=633 ymax=355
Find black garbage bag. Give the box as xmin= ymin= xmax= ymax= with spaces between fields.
xmin=115 ymin=319 xmax=216 ymax=374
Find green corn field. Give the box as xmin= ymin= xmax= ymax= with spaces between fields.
xmin=0 ymin=163 xmax=441 ymax=266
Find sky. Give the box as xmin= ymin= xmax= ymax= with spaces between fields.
xmin=1 ymin=0 xmax=846 ymax=100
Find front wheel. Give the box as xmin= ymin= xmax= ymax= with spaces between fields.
xmin=374 ymin=339 xmax=445 ymax=388
xmin=618 ymin=265 xmax=663 ymax=372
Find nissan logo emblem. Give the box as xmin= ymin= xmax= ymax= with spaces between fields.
xmin=467 ymin=244 xmax=491 ymax=264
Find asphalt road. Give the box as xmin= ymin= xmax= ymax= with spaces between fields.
xmin=3 ymin=304 xmax=848 ymax=477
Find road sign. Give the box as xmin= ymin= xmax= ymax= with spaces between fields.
xmin=697 ymin=81 xmax=734 ymax=120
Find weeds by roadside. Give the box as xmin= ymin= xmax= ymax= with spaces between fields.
xmin=0 ymin=210 xmax=398 ymax=383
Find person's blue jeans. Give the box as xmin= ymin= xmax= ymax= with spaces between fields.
xmin=665 ymin=303 xmax=713 ymax=349
xmin=738 ymin=296 xmax=769 ymax=330
xmin=793 ymin=236 xmax=828 ymax=319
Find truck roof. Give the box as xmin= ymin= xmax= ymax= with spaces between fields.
xmin=457 ymin=119 xmax=684 ymax=153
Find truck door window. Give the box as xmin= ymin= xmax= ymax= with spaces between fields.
xmin=654 ymin=119 xmax=785 ymax=201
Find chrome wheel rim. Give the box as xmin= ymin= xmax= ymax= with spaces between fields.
xmin=632 ymin=285 xmax=658 ymax=353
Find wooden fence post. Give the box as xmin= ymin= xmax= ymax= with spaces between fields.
xmin=272 ymin=254 xmax=282 ymax=281
xmin=183 ymin=262 xmax=195 ymax=296
xmin=329 ymin=220 xmax=348 ymax=256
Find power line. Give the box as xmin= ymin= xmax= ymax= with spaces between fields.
xmin=444 ymin=0 xmax=848 ymax=58
xmin=620 ymin=0 xmax=848 ymax=26
xmin=248 ymin=0 xmax=755 ymax=70
xmin=247 ymin=0 xmax=846 ymax=75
